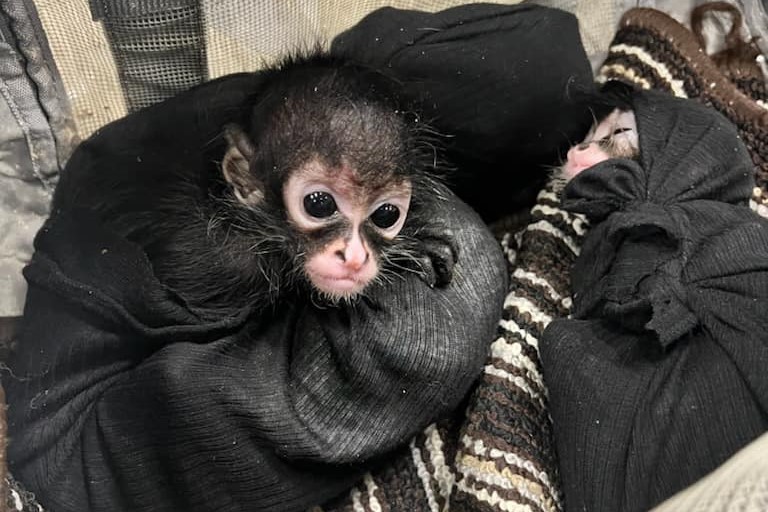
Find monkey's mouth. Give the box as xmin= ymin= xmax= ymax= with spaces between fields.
xmin=562 ymin=161 xmax=589 ymax=179
xmin=309 ymin=272 xmax=372 ymax=298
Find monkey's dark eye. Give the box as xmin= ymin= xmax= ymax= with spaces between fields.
xmin=598 ymin=127 xmax=633 ymax=144
xmin=370 ymin=204 xmax=400 ymax=229
xmin=303 ymin=191 xmax=337 ymax=218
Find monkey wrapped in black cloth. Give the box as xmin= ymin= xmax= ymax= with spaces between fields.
xmin=541 ymin=88 xmax=768 ymax=512
xmin=4 ymin=54 xmax=508 ymax=512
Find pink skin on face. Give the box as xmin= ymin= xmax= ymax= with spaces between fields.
xmin=562 ymin=142 xmax=613 ymax=179
xmin=283 ymin=161 xmax=411 ymax=298
xmin=562 ymin=109 xmax=638 ymax=180
xmin=305 ymin=225 xmax=378 ymax=297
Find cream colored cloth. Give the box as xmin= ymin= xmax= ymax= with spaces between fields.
xmin=653 ymin=432 xmax=768 ymax=511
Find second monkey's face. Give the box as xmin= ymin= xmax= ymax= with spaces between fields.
xmin=562 ymin=108 xmax=639 ymax=180
xmin=283 ymin=159 xmax=412 ymax=300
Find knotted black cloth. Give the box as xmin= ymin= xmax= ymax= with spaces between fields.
xmin=541 ymin=89 xmax=768 ymax=512
xmin=4 ymin=71 xmax=508 ymax=511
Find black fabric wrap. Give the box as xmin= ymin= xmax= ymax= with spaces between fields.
xmin=332 ymin=2 xmax=596 ymax=222
xmin=4 ymin=73 xmax=508 ymax=511
xmin=541 ymin=89 xmax=768 ymax=511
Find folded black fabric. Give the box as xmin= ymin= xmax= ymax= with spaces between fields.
xmin=4 ymin=72 xmax=508 ymax=511
xmin=332 ymin=2 xmax=596 ymax=222
xmin=541 ymin=89 xmax=768 ymax=512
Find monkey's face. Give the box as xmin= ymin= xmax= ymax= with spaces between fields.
xmin=562 ymin=108 xmax=638 ymax=180
xmin=283 ymin=159 xmax=412 ymax=300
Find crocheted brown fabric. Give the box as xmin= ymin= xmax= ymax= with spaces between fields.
xmin=690 ymin=2 xmax=767 ymax=103
xmin=599 ymin=6 xmax=768 ymax=216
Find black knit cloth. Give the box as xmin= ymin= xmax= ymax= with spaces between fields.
xmin=541 ymin=89 xmax=768 ymax=512
xmin=4 ymin=72 xmax=509 ymax=512
xmin=331 ymin=2 xmax=595 ymax=223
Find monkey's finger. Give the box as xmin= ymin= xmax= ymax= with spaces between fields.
xmin=421 ymin=238 xmax=457 ymax=287
xmin=414 ymin=254 xmax=439 ymax=288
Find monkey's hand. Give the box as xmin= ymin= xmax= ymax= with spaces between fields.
xmin=413 ymin=226 xmax=459 ymax=288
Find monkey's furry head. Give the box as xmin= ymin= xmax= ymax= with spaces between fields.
xmin=242 ymin=52 xmax=441 ymax=203
xmin=208 ymin=51 xmax=451 ymax=311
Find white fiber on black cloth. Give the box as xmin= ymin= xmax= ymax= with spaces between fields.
xmin=331 ymin=3 xmax=596 ymax=222
xmin=3 ymin=72 xmax=508 ymax=511
xmin=541 ymin=89 xmax=768 ymax=512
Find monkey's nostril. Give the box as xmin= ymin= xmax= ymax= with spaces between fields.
xmin=346 ymin=250 xmax=369 ymax=270
xmin=335 ymin=247 xmax=366 ymax=269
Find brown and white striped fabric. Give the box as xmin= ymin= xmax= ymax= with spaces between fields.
xmin=598 ymin=6 xmax=768 ymax=218
xmin=449 ymin=179 xmax=584 ymax=512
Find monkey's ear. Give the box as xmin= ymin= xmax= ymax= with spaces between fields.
xmin=222 ymin=124 xmax=264 ymax=206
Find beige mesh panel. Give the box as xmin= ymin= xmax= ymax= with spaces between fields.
xmin=203 ymin=0 xmax=526 ymax=78
xmin=573 ymin=0 xmax=618 ymax=71
xmin=32 ymin=0 xmax=127 ymax=139
xmin=203 ymin=1 xmax=325 ymax=76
